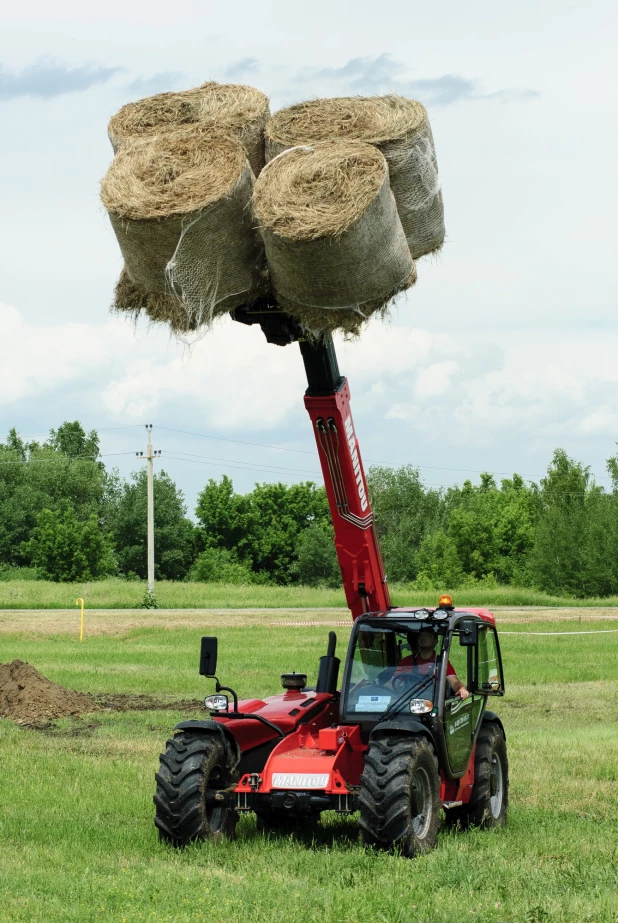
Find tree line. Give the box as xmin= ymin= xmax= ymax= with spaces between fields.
xmin=2 ymin=421 xmax=618 ymax=598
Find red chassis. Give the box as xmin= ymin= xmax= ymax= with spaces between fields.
xmin=203 ymin=685 xmax=479 ymax=813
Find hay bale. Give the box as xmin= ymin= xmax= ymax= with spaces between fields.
xmin=108 ymin=82 xmax=270 ymax=176
xmin=112 ymin=268 xmax=195 ymax=332
xmin=101 ymin=128 xmax=267 ymax=332
xmin=265 ymin=95 xmax=444 ymax=259
xmin=253 ymin=141 xmax=415 ymax=337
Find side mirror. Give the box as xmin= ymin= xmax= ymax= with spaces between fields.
xmin=199 ymin=636 xmax=218 ymax=677
xmin=458 ymin=619 xmax=478 ymax=646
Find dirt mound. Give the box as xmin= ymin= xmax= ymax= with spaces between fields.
xmin=0 ymin=660 xmax=97 ymax=725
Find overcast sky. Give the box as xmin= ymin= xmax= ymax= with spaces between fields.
xmin=1 ymin=0 xmax=617 ymax=511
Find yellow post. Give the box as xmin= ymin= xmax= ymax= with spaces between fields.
xmin=75 ymin=598 xmax=85 ymax=642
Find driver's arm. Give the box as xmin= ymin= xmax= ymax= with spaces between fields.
xmin=447 ymin=674 xmax=469 ymax=700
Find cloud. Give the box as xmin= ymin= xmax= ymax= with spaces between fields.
xmin=3 ymin=297 xmax=617 ymax=489
xmin=124 ymin=71 xmax=184 ymax=97
xmin=415 ymin=360 xmax=459 ymax=400
xmin=0 ymin=59 xmax=123 ymax=100
xmin=0 ymin=301 xmax=304 ymax=432
xmin=0 ymin=302 xmax=132 ymax=404
xmin=295 ymin=54 xmax=538 ymax=106
xmin=224 ymin=57 xmax=259 ymax=78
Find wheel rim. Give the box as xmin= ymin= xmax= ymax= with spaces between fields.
xmin=489 ymin=753 xmax=504 ymax=818
xmin=410 ymin=766 xmax=432 ymax=838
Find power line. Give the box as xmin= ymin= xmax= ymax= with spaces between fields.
xmin=157 ymin=425 xmax=317 ymax=456
xmin=4 ymin=422 xmax=613 ymax=484
xmin=164 ymin=453 xmax=321 ymax=479
xmin=0 ymin=451 xmax=137 ymax=467
xmin=155 ymin=424 xmax=612 ymax=482
xmin=167 ymin=450 xmax=321 ymax=476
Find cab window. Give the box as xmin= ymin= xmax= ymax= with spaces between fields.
xmin=345 ymin=623 xmax=445 ymax=717
xmin=476 ymin=626 xmax=504 ymax=694
xmin=445 ymin=631 xmax=468 ymax=696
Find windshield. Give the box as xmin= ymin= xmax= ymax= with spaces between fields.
xmin=344 ymin=622 xmax=447 ymax=717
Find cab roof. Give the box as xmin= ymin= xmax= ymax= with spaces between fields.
xmin=360 ymin=607 xmax=496 ymax=627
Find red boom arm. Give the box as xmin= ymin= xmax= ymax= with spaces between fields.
xmin=300 ymin=337 xmax=391 ymax=619
xmin=231 ymin=306 xmax=391 ymax=620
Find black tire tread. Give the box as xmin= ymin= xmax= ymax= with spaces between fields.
xmin=359 ymin=735 xmax=440 ymax=858
xmin=154 ymin=732 xmax=238 ymax=846
xmin=444 ymin=720 xmax=508 ymax=829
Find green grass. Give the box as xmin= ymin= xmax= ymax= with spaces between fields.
xmin=3 ymin=577 xmax=618 ymax=609
xmin=1 ymin=620 xmax=617 ymax=922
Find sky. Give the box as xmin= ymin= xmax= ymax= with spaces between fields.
xmin=1 ymin=0 xmax=617 ymax=512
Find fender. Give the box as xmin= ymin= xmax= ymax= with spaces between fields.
xmin=173 ymin=719 xmax=242 ymax=772
xmin=482 ymin=710 xmax=506 ymax=740
xmin=370 ymin=717 xmax=436 ymax=749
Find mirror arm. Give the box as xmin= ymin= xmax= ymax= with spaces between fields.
xmin=214 ymin=679 xmax=239 ymax=712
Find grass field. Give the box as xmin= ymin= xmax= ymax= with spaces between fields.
xmin=1 ymin=611 xmax=617 ymax=922
xmin=5 ymin=577 xmax=618 ymax=610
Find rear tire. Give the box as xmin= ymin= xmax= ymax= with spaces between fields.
xmin=444 ymin=721 xmax=508 ymax=829
xmin=154 ymin=731 xmax=238 ymax=847
xmin=359 ymin=734 xmax=440 ymax=858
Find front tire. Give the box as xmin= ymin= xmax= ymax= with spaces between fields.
xmin=154 ymin=731 xmax=238 ymax=846
xmin=445 ymin=721 xmax=508 ymax=829
xmin=359 ymin=735 xmax=440 ymax=858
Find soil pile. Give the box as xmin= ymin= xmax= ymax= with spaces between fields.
xmin=0 ymin=660 xmax=96 ymax=725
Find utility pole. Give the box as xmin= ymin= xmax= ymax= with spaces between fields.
xmin=136 ymin=425 xmax=161 ymax=596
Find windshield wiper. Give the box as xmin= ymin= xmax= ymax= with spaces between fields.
xmin=380 ymin=673 xmax=435 ymax=723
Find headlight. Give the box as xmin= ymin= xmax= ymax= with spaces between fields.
xmin=409 ymin=699 xmax=433 ymax=714
xmin=432 ymin=608 xmax=449 ymax=621
xmin=413 ymin=609 xmax=430 ymax=619
xmin=205 ymin=694 xmax=229 ymax=711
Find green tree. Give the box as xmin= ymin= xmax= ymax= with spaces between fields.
xmin=368 ymin=465 xmax=445 ymax=582
xmin=444 ymin=473 xmax=539 ymax=583
xmin=195 ymin=477 xmax=331 ymax=584
xmin=107 ymin=469 xmax=195 ymax=580
xmin=527 ymin=449 xmax=618 ymax=597
xmin=195 ymin=475 xmax=253 ymax=557
xmin=248 ymin=481 xmax=331 ymax=583
xmin=415 ymin=529 xmax=464 ymax=588
xmin=189 ymin=547 xmax=257 ymax=585
xmin=46 ymin=421 xmax=100 ymax=460
xmin=23 ymin=507 xmax=114 ymax=582
xmin=0 ymin=426 xmax=108 ymax=567
xmin=291 ymin=522 xmax=340 ymax=587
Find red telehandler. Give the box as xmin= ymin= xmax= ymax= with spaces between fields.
xmin=154 ymin=306 xmax=508 ymax=857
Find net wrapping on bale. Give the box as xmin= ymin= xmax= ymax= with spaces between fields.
xmin=253 ymin=141 xmax=415 ymax=337
xmin=101 ymin=129 xmax=267 ymax=333
xmin=108 ymin=82 xmax=270 ymax=176
xmin=265 ymin=95 xmax=444 ymax=260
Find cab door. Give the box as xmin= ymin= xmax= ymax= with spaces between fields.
xmin=443 ymin=625 xmax=482 ymax=774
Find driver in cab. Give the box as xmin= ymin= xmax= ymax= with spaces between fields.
xmin=395 ymin=627 xmax=469 ymax=700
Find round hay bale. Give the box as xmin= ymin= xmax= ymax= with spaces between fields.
xmin=101 ymin=128 xmax=267 ymax=332
xmin=112 ymin=267 xmax=195 ymax=332
xmin=265 ymin=95 xmax=444 ymax=259
xmin=108 ymin=82 xmax=270 ymax=176
xmin=253 ymin=141 xmax=415 ymax=337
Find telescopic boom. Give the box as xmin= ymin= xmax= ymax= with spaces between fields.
xmin=233 ymin=304 xmax=391 ymax=620
xmin=299 ymin=335 xmax=391 ymax=619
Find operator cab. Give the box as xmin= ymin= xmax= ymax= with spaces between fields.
xmin=339 ymin=599 xmax=504 ymax=754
